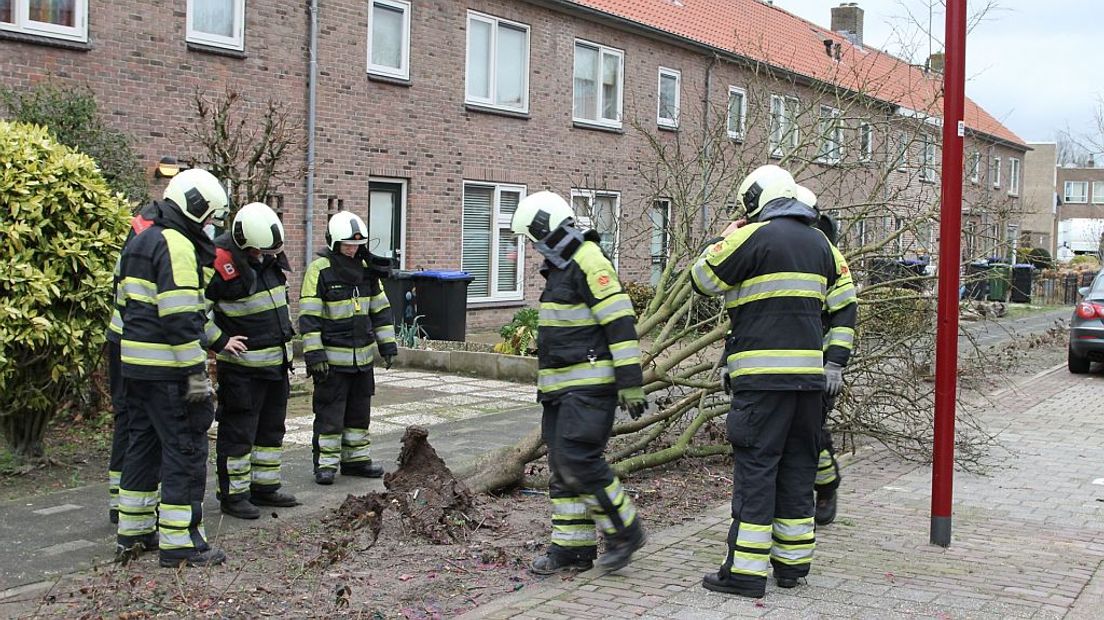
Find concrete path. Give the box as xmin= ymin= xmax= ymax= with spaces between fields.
xmin=459 ymin=364 xmax=1104 ymax=619
xmin=0 ymin=369 xmax=541 ymax=594
xmin=960 ymin=307 xmax=1069 ymax=347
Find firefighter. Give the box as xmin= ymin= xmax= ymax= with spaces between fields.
xmin=794 ymin=186 xmax=858 ymax=526
xmin=106 ymin=201 xmax=163 ymax=524
xmin=510 ymin=191 xmax=648 ymax=575
xmin=116 ymin=168 xmax=235 ymax=567
xmin=299 ymin=211 xmax=397 ymax=485
xmin=207 ymin=202 xmax=300 ymax=519
xmin=692 ymin=165 xmax=857 ymax=598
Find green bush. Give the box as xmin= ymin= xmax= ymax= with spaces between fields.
xmin=2 ymin=82 xmax=148 ymax=204
xmin=1070 ymin=254 xmax=1101 ymax=270
xmin=622 ymin=280 xmax=656 ymax=317
xmin=0 ymin=120 xmax=131 ymax=459
xmin=494 ymin=308 xmax=539 ymax=356
xmin=1020 ymin=247 xmax=1053 ymax=269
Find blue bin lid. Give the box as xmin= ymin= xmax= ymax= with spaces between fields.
xmin=1012 ymin=263 xmax=1034 ymax=268
xmin=413 ymin=270 xmax=474 ymax=281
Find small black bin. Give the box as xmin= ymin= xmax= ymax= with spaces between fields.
xmin=411 ymin=270 xmax=474 ymax=341
xmin=1010 ymin=264 xmax=1033 ymax=303
xmin=383 ymin=270 xmax=419 ymax=328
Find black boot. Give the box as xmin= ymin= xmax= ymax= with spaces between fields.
xmin=341 ymin=462 xmax=384 ymax=478
xmin=529 ymin=553 xmax=594 ymax=575
xmin=815 ymin=490 xmax=837 ymax=526
xmin=115 ymin=532 xmax=159 ymax=563
xmin=160 ymin=547 xmax=227 ymax=568
xmin=315 ymin=469 xmax=336 ymax=485
xmin=595 ymin=522 xmax=646 ymax=572
xmin=776 ymin=576 xmax=801 ymax=589
xmin=109 ymin=508 xmax=119 ymax=525
xmin=702 ymin=571 xmax=766 ymax=598
xmin=251 ymin=490 xmax=300 ymax=507
xmin=220 ymin=494 xmax=260 ymax=520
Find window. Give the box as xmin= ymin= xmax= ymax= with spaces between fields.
xmin=0 ymin=0 xmax=86 ymax=41
xmin=187 ymin=0 xmax=245 ymax=50
xmin=727 ymin=86 xmax=747 ymax=140
xmin=656 ymin=68 xmax=680 ymax=128
xmin=368 ymin=179 xmax=406 ymax=267
xmin=571 ymin=189 xmax=620 ymax=263
xmin=367 ymin=0 xmax=410 ymax=79
xmin=817 ymin=105 xmax=842 ymax=164
xmin=893 ymin=216 xmax=905 ymax=255
xmin=650 ymin=200 xmax=671 ymax=285
xmin=990 ymin=156 xmax=1001 ymax=188
xmin=1064 ymin=181 xmax=1088 ymax=204
xmin=921 ymin=134 xmax=937 ymax=183
xmin=769 ymin=95 xmax=800 ymax=158
xmin=466 ymin=12 xmax=530 ymax=112
xmin=1093 ymin=182 xmax=1104 ymax=204
xmin=573 ymin=40 xmax=623 ymax=128
xmin=462 ymin=183 xmax=526 ymax=301
xmin=1008 ymin=158 xmax=1021 ymax=195
xmin=970 ymin=151 xmax=980 ymax=183
xmin=859 ymin=122 xmax=873 ymax=162
xmin=895 ymin=131 xmax=909 ymax=171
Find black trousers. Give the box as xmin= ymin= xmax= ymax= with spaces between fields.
xmin=722 ymin=390 xmax=821 ymax=586
xmin=215 ymin=365 xmax=290 ymax=498
xmin=312 ymin=369 xmax=374 ymax=470
xmin=816 ymin=394 xmax=841 ymax=495
xmin=107 ymin=341 xmax=128 ymax=514
xmin=119 ymin=378 xmax=214 ymax=560
xmin=542 ymin=391 xmax=639 ymax=561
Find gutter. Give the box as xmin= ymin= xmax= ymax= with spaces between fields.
xmin=700 ymin=55 xmax=717 ymax=233
xmin=304 ymin=0 xmax=319 ymax=270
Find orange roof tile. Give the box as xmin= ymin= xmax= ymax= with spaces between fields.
xmin=567 ymin=0 xmax=1026 ymax=147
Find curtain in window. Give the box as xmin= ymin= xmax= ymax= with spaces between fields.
xmin=29 ymin=0 xmax=75 ymax=26
xmin=649 ymin=202 xmax=669 ymax=285
xmin=659 ymin=74 xmax=677 ymax=121
xmin=573 ymin=45 xmax=598 ymax=120
xmin=1 ymin=0 xmax=14 ymax=23
xmin=495 ymin=25 xmax=525 ymax=107
xmin=467 ymin=19 xmax=492 ymax=100
xmin=462 ymin=186 xmax=493 ymax=298
xmin=601 ymin=53 xmax=619 ymax=121
xmin=194 ymin=0 xmax=234 ymax=37
xmin=593 ymin=195 xmax=618 ymax=258
xmin=372 ymin=3 xmax=404 ymax=69
xmin=728 ymin=92 xmax=744 ymax=135
xmin=496 ymin=191 xmax=520 ymax=293
xmin=769 ymin=97 xmax=783 ymax=154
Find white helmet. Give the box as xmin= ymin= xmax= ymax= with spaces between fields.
xmin=736 ymin=164 xmax=798 ymax=220
xmin=511 ymin=191 xmax=575 ymax=242
xmin=795 ymin=185 xmax=817 ymax=209
xmin=326 ymin=211 xmax=369 ymax=251
xmin=163 ymin=168 xmax=229 ymax=224
xmin=232 ymin=202 xmax=285 ymax=253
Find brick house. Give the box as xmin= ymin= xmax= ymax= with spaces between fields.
xmin=1055 ymin=163 xmax=1104 ymax=254
xmin=1 ymin=0 xmax=1028 ymax=332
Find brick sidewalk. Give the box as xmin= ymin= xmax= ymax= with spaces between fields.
xmin=461 ymin=366 xmax=1104 ymax=619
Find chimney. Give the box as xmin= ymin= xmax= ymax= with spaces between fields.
xmin=831 ymin=3 xmax=863 ymax=47
xmin=927 ymin=52 xmax=945 ymax=74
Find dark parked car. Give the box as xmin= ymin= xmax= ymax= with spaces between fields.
xmin=1069 ymin=273 xmax=1104 ymax=373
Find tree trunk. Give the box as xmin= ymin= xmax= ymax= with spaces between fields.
xmin=458 ymin=426 xmax=544 ymax=494
xmin=0 ymin=410 xmax=50 ymax=462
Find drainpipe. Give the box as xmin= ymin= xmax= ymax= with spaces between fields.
xmin=304 ymin=0 xmax=319 ymax=269
xmin=700 ymin=55 xmax=717 ymax=234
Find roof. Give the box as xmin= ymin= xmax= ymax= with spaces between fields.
xmin=565 ymin=0 xmax=1026 ymax=147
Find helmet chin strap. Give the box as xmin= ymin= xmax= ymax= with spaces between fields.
xmin=534 ymin=221 xmax=584 ymax=269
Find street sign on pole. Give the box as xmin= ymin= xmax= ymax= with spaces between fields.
xmin=931 ymin=0 xmax=968 ymax=548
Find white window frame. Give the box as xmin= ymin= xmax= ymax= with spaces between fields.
xmin=817 ymin=105 xmax=842 ymax=165
xmin=572 ymin=39 xmax=624 ymax=129
xmin=895 ymin=131 xmax=909 ymax=172
xmin=921 ymin=134 xmax=937 ymax=183
xmin=727 ymin=86 xmax=747 ymax=141
xmin=769 ymin=95 xmax=800 ymax=158
xmin=571 ymin=188 xmax=621 ymax=266
xmin=367 ymin=0 xmax=411 ymax=80
xmin=657 ymin=67 xmax=681 ymax=129
xmin=1093 ymin=182 xmax=1104 ymax=204
xmin=858 ymin=122 xmax=873 ymax=162
xmin=1 ymin=0 xmax=87 ymax=41
xmin=1008 ymin=157 xmax=1021 ymax=196
xmin=650 ymin=199 xmax=672 ymax=285
xmin=991 ymin=156 xmax=1001 ymax=189
xmin=186 ymin=0 xmax=245 ymax=51
xmin=461 ymin=182 xmax=527 ymax=303
xmin=970 ymin=151 xmax=980 ymax=183
xmin=1064 ymin=181 xmax=1088 ymax=204
xmin=465 ymin=11 xmax=531 ymax=113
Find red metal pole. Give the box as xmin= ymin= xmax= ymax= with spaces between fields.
xmin=931 ymin=0 xmax=967 ymax=548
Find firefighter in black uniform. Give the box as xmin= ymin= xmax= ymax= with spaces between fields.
xmin=299 ymin=211 xmax=397 ymax=485
xmin=795 ymin=186 xmax=858 ymax=526
xmin=115 ymin=168 xmax=233 ymax=567
xmin=206 ymin=202 xmax=300 ymax=519
xmin=510 ymin=191 xmax=648 ymax=575
xmin=106 ymin=201 xmax=162 ymax=524
xmin=693 ymin=165 xmax=857 ymax=598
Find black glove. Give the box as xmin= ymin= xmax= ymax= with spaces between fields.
xmin=618 ymin=387 xmax=648 ymax=420
xmin=382 ymin=355 xmax=395 ymax=370
xmin=309 ymin=361 xmax=330 ymax=382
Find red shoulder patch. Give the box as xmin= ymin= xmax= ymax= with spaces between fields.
xmin=214 ymin=248 xmax=240 ymax=281
xmin=131 ymin=215 xmax=154 ymax=235
xmin=598 ymin=274 xmax=611 ymax=287
xmin=840 ymin=265 xmax=850 ymax=276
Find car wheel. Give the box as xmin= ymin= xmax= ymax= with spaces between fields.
xmin=1068 ymin=345 xmax=1091 ymax=374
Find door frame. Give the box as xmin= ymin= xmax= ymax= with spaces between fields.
xmin=368 ymin=177 xmax=408 ymax=269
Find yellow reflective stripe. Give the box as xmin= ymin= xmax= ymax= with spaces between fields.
xmin=217 ymin=344 xmax=288 ymax=367
xmin=375 ymin=325 xmax=396 ymax=344
xmin=369 ymin=291 xmax=390 ymax=313
xmin=121 ymin=277 xmax=157 ymax=303
xmin=159 ymin=504 xmax=192 ymax=528
xmin=539 ymin=302 xmax=597 ymax=327
xmin=773 ymin=518 xmax=815 ymax=541
xmin=609 ymin=340 xmax=641 ymax=367
xmin=826 ymin=326 xmax=855 ymax=350
xmin=121 ymin=339 xmax=205 ymax=367
xmin=826 ymin=283 xmax=858 ymax=311
xmin=302 ymin=332 xmax=323 ymax=352
xmin=730 ymin=551 xmax=770 ymax=576
xmin=326 ymin=344 xmax=377 ymax=366
xmin=163 ymin=229 xmax=199 ymax=288
xmin=736 ymin=522 xmax=773 ymax=549
xmin=108 ymin=310 xmax=124 ymax=335
xmin=725 ymin=271 xmax=827 ymax=308
xmin=323 ymin=299 xmax=357 ymax=320
xmin=727 ymin=349 xmax=824 ymax=376
xmin=538 ymin=360 xmax=615 ymax=393
xmin=691 ymin=259 xmax=727 ymax=296
xmin=299 ymin=298 xmax=324 ymax=316
xmin=157 ymin=288 xmax=204 ymax=316
xmin=317 ymin=433 xmax=341 ymax=468
xmin=592 ymin=294 xmax=635 ymax=324
xmin=217 ymin=289 xmax=288 ymax=317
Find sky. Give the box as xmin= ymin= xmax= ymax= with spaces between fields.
xmin=773 ymin=0 xmax=1102 ymax=145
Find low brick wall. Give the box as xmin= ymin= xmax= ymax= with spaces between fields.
xmin=395 ymin=347 xmax=537 ymax=384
